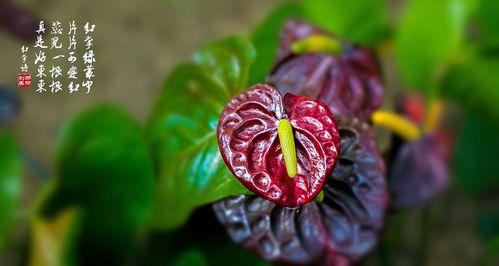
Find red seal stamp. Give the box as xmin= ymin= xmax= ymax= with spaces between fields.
xmin=17 ymin=73 xmax=31 ymax=88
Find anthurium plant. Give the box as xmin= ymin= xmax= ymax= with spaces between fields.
xmin=1 ymin=0 xmax=499 ymax=265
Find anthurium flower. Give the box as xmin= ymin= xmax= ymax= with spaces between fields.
xmin=214 ymin=117 xmax=389 ymax=265
xmin=217 ymin=83 xmax=341 ymax=207
xmin=388 ymin=93 xmax=452 ymax=209
xmin=389 ymin=132 xmax=451 ymax=209
xmin=267 ymin=20 xmax=384 ymax=120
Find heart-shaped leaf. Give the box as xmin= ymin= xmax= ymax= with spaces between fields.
xmin=217 ymin=84 xmax=340 ymax=207
xmin=0 ymin=131 xmax=22 ymax=251
xmin=35 ymin=105 xmax=155 ymax=265
xmin=146 ymin=36 xmax=256 ymax=230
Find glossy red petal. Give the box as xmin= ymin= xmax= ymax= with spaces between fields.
xmin=217 ymin=84 xmax=340 ymax=207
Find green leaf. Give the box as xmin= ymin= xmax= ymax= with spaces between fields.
xmin=36 ymin=104 xmax=155 ymax=265
xmin=442 ymin=49 xmax=499 ymax=118
xmin=453 ymin=112 xmax=499 ymax=195
xmin=477 ymin=210 xmax=499 ymax=243
xmin=248 ymin=3 xmax=304 ymax=84
xmin=0 ymin=131 xmax=22 ymax=251
xmin=173 ymin=249 xmax=207 ymax=266
xmin=202 ymin=241 xmax=271 ymax=266
xmin=301 ymin=0 xmax=390 ymax=46
xmin=475 ymin=0 xmax=499 ymax=50
xmin=395 ymin=0 xmax=472 ymax=91
xmin=484 ymin=236 xmax=499 ymax=266
xmin=147 ymin=36 xmax=254 ymax=230
xmin=140 ymin=216 xmax=270 ymax=266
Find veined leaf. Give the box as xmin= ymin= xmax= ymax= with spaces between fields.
xmin=147 ymin=36 xmax=254 ymax=230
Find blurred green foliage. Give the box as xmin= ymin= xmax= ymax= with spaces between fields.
xmin=394 ymin=0 xmax=499 ymax=123
xmin=301 ymin=0 xmax=389 ymax=46
xmin=475 ymin=0 xmax=499 ymax=50
xmin=170 ymin=244 xmax=270 ymax=266
xmin=33 ymin=105 xmax=155 ymax=265
xmin=140 ymin=207 xmax=270 ymax=266
xmin=478 ymin=210 xmax=499 ymax=243
xmin=173 ymin=249 xmax=207 ymax=266
xmin=249 ymin=3 xmax=303 ymax=84
xmin=484 ymin=236 xmax=499 ymax=265
xmin=395 ymin=0 xmax=474 ymax=93
xmin=442 ymin=48 xmax=499 ymax=119
xmin=453 ymin=112 xmax=499 ymax=195
xmin=478 ymin=210 xmax=499 ymax=265
xmin=0 ymin=131 xmax=21 ymax=251
xmin=146 ymin=36 xmax=254 ymax=230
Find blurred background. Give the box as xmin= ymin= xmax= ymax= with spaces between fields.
xmin=1 ymin=0 xmax=498 ymax=265
xmin=0 ymin=0 xmax=282 ymax=192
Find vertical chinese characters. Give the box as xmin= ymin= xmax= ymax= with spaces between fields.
xmin=49 ymin=21 xmax=63 ymax=93
xmin=20 ymin=46 xmax=29 ymax=73
xmin=83 ymin=22 xmax=95 ymax=94
xmin=34 ymin=21 xmax=46 ymax=92
xmin=26 ymin=20 xmax=96 ymax=94
xmin=68 ymin=20 xmax=79 ymax=93
xmin=18 ymin=45 xmax=31 ymax=88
